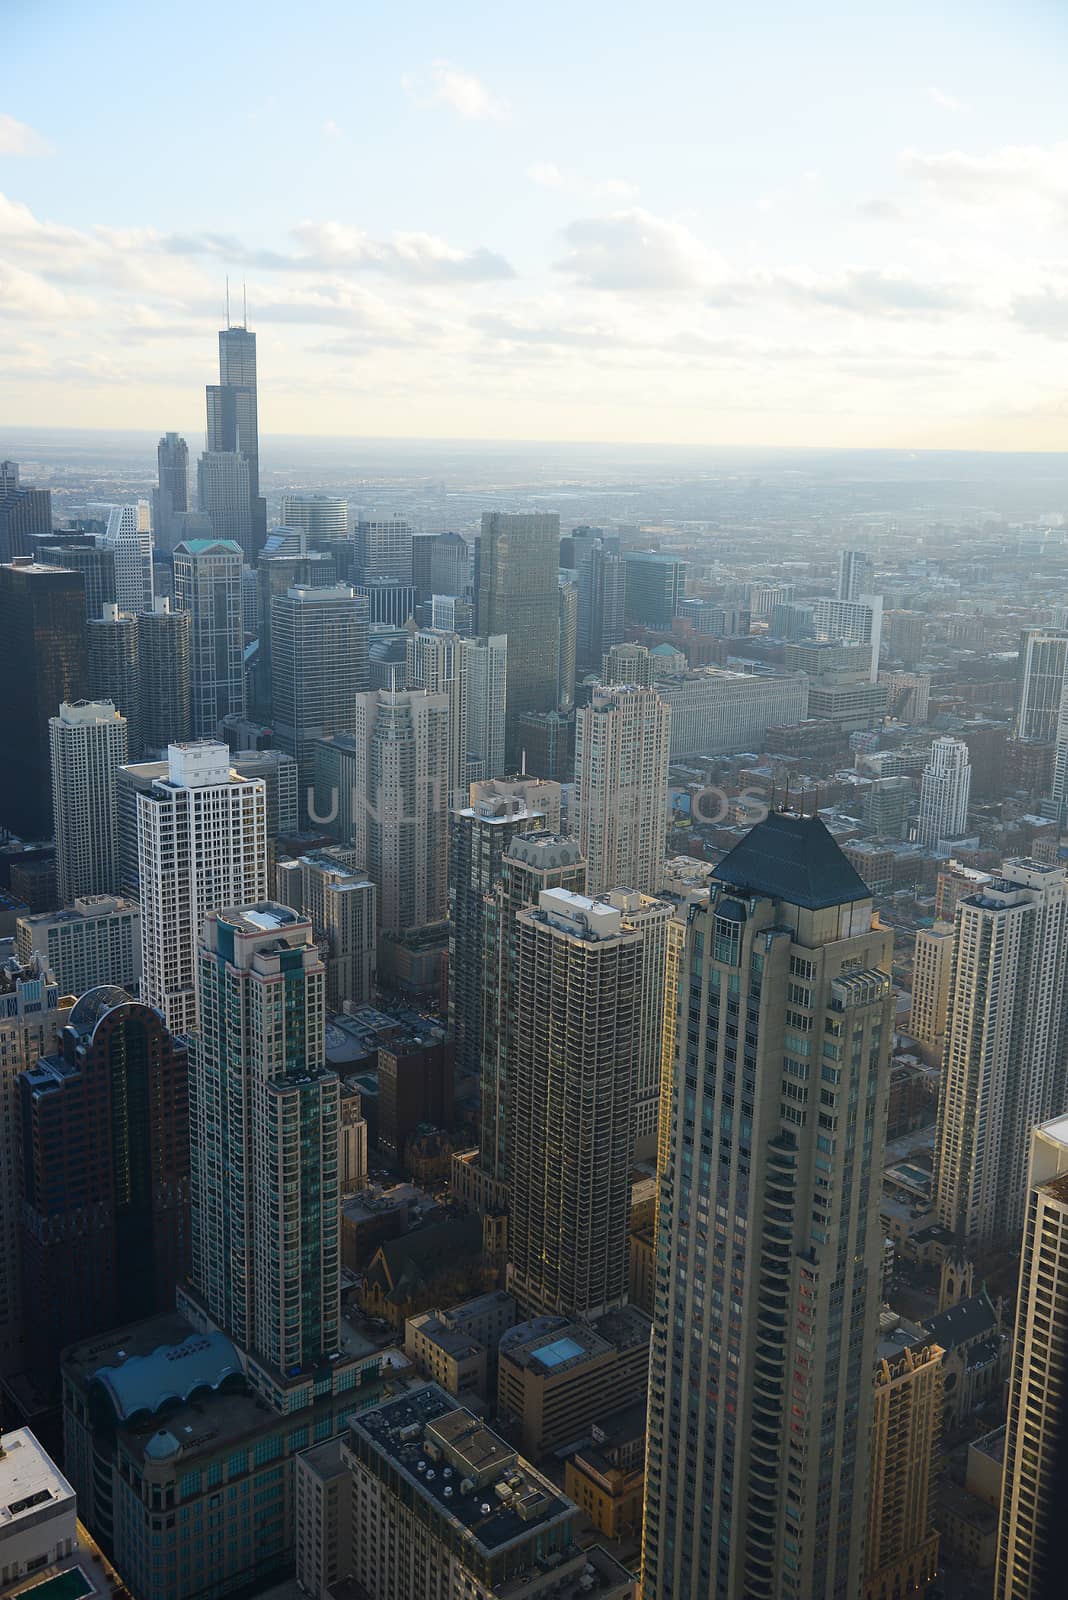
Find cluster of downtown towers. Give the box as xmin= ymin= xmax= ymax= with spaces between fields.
xmin=0 ymin=323 xmax=1051 ymax=1600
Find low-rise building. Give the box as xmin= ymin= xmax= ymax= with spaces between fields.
xmin=563 ymin=1403 xmax=646 ymax=1542
xmin=404 ymin=1292 xmax=517 ymax=1402
xmin=497 ymin=1306 xmax=651 ymax=1459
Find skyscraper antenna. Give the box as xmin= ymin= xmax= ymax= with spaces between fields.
xmin=225 ymin=275 xmax=230 ymax=328
xmin=242 ymin=279 xmax=247 ymax=329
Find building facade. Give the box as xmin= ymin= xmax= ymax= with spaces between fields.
xmin=575 ymin=685 xmax=671 ymax=896
xmin=477 ymin=512 xmax=560 ymax=762
xmin=16 ymin=895 xmax=141 ymax=997
xmin=50 ymin=700 xmax=128 ymax=904
xmin=173 ymin=538 xmax=246 ymax=736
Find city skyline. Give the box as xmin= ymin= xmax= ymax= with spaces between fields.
xmin=5 ymin=0 xmax=1068 ymax=448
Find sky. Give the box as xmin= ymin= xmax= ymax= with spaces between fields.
xmin=4 ymin=0 xmax=1068 ymax=449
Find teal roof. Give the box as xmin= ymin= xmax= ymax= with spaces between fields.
xmin=175 ymin=538 xmax=243 ymax=554
xmin=91 ymin=1331 xmax=244 ymax=1421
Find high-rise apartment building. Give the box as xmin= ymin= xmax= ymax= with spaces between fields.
xmin=50 ymin=700 xmax=127 ymax=904
xmin=173 ymin=538 xmax=246 ymax=735
xmin=603 ymin=641 xmax=655 ymax=688
xmin=478 ymin=834 xmax=587 ymax=1200
xmin=137 ymin=741 xmax=267 ymax=1033
xmin=557 ymin=577 xmax=578 ymax=709
xmin=908 ymin=922 xmax=954 ymax=1050
xmin=865 ymin=1330 xmax=943 ymax=1600
xmin=625 ymin=550 xmax=686 ymax=626
xmin=812 ymin=594 xmax=883 ymax=682
xmin=351 ymin=689 xmax=450 ymax=935
xmin=88 ymin=603 xmax=141 ymax=755
xmin=190 ymin=904 xmax=339 ymax=1374
xmin=608 ymin=887 xmax=672 ymax=1158
xmin=16 ymin=895 xmax=141 ymax=997
xmin=97 ymin=502 xmax=153 ymax=614
xmin=275 ymin=848 xmax=377 ymax=1010
xmin=137 ymin=597 xmax=192 ymax=753
xmin=19 ymin=988 xmax=190 ymax=1396
xmin=573 ymin=528 xmax=626 ymax=667
xmin=281 ymin=493 xmax=350 ymax=556
xmin=0 ymin=561 xmax=89 ymax=840
xmin=0 ymin=954 xmax=70 ymax=1379
xmin=354 ymin=517 xmax=413 ymax=583
xmin=478 ymin=512 xmax=560 ymax=761
xmin=448 ymin=780 xmax=559 ymax=1076
xmin=509 ymin=888 xmax=642 ymax=1320
xmin=996 ymin=1115 xmax=1068 ymax=1599
xmin=271 ymin=584 xmax=369 ymax=803
xmin=575 ymin=684 xmax=671 ymax=896
xmin=935 ymin=860 xmax=1068 ymax=1253
xmin=407 ymin=630 xmax=508 ymax=807
xmin=642 ymin=811 xmax=894 ymax=1599
xmin=917 ymin=736 xmax=972 ymax=849
xmin=837 ymin=548 xmax=875 ymax=602
xmin=1015 ymin=628 xmax=1068 ymax=742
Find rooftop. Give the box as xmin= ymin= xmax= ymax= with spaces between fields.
xmin=351 ymin=1386 xmax=573 ymax=1556
xmin=712 ymin=809 xmax=872 ymax=910
xmin=0 ymin=1428 xmax=74 ymax=1533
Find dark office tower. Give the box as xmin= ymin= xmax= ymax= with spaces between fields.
xmin=411 ymin=531 xmax=470 ymax=602
xmin=515 ymin=709 xmax=575 ymax=782
xmin=19 ymin=987 xmax=190 ymax=1396
xmin=508 ymin=888 xmax=642 ymax=1320
xmin=448 ymin=780 xmax=559 ymax=1077
xmin=354 ymin=517 xmax=414 ymax=583
xmin=206 ymin=321 xmax=265 ymax=555
xmin=173 ymin=539 xmax=245 ymax=735
xmin=257 ymin=550 xmax=338 ymax=706
xmin=0 ymin=562 xmax=89 ymax=840
xmin=480 ymin=833 xmax=586 ymax=1196
xmin=271 ymin=584 xmax=369 ymax=803
xmin=33 ymin=535 xmax=117 ymax=620
xmin=0 ymin=464 xmax=51 ymax=561
xmin=478 ymin=513 xmax=560 ymax=763
xmin=573 ymin=527 xmax=626 ymax=667
xmin=157 ymin=431 xmax=189 ymax=513
xmin=641 ymin=812 xmax=893 ymax=1600
xmin=137 ymin=598 xmax=192 ymax=754
xmin=624 ymin=551 xmax=686 ymax=627
xmin=88 ymin=604 xmax=142 ymax=757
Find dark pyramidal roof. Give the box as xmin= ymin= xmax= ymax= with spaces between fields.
xmin=712 ymin=810 xmax=871 ymax=911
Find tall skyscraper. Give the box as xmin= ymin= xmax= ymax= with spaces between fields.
xmin=478 ymin=512 xmax=560 ymax=761
xmin=625 ymin=550 xmax=686 ymax=626
xmin=88 ymin=603 xmax=141 ymax=756
xmin=917 ymin=735 xmax=972 ymax=849
xmin=206 ymin=320 xmax=265 ymax=555
xmin=19 ymin=988 xmax=190 ymax=1396
xmin=157 ymin=431 xmax=189 ymax=512
xmin=190 ymin=904 xmax=339 ymax=1374
xmin=557 ymin=577 xmax=578 ymax=709
xmin=575 ymin=684 xmax=671 ymax=896
xmin=448 ymin=779 xmax=559 ymax=1076
xmin=196 ymin=450 xmax=252 ymax=560
xmin=479 ymin=833 xmax=587 ymax=1199
xmin=1015 ymin=628 xmax=1068 ymax=742
xmin=865 ymin=1332 xmax=943 ymax=1600
xmin=271 ymin=584 xmax=369 ymax=803
xmin=508 ymin=888 xmax=642 ymax=1320
xmin=280 ymin=493 xmax=350 ymax=556
xmin=173 ymin=538 xmax=246 ymax=735
xmin=812 ymin=594 xmax=883 ymax=682
xmin=908 ymin=922 xmax=954 ymax=1050
xmin=837 ymin=548 xmax=875 ymax=602
xmin=407 ymin=630 xmax=507 ymax=808
xmin=574 ymin=528 xmax=626 ymax=667
xmin=610 ymin=886 xmax=673 ymax=1159
xmin=50 ymin=700 xmax=127 ymax=905
xmin=98 ymin=502 xmax=153 ymax=614
xmin=275 ymin=848 xmax=377 ymax=1010
xmin=411 ymin=529 xmax=470 ymax=600
xmin=0 ymin=561 xmax=89 ymax=840
xmin=137 ymin=741 xmax=267 ymax=1032
xmin=602 ymin=640 xmax=655 ymax=688
xmin=354 ymin=517 xmax=413 ymax=583
xmin=0 ymin=465 xmax=52 ymax=561
xmin=352 ymin=688 xmax=450 ymax=935
xmin=137 ymin=597 xmax=192 ymax=754
xmin=257 ymin=548 xmax=338 ymax=705
xmin=642 ymin=811 xmax=893 ymax=1599
xmin=996 ymin=1115 xmax=1068 ymax=1599
xmin=0 ymin=953 xmax=69 ymax=1379
xmin=33 ymin=534 xmax=116 ymax=620
xmin=935 ymin=859 xmax=1068 ymax=1254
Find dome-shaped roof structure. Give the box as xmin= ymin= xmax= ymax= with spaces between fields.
xmin=68 ymin=985 xmax=134 ymax=1034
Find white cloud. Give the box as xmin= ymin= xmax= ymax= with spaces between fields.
xmin=0 ymin=260 xmax=94 ymax=319
xmin=927 ymin=86 xmax=968 ymax=113
xmin=527 ymin=162 xmax=637 ymax=201
xmin=0 ymin=113 xmax=52 ymax=157
xmin=403 ymin=62 xmax=508 ymax=122
xmin=322 ymin=119 xmax=342 ymax=140
xmin=556 ymin=208 xmax=724 ymax=293
xmin=901 ymin=141 xmax=1068 ymax=225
